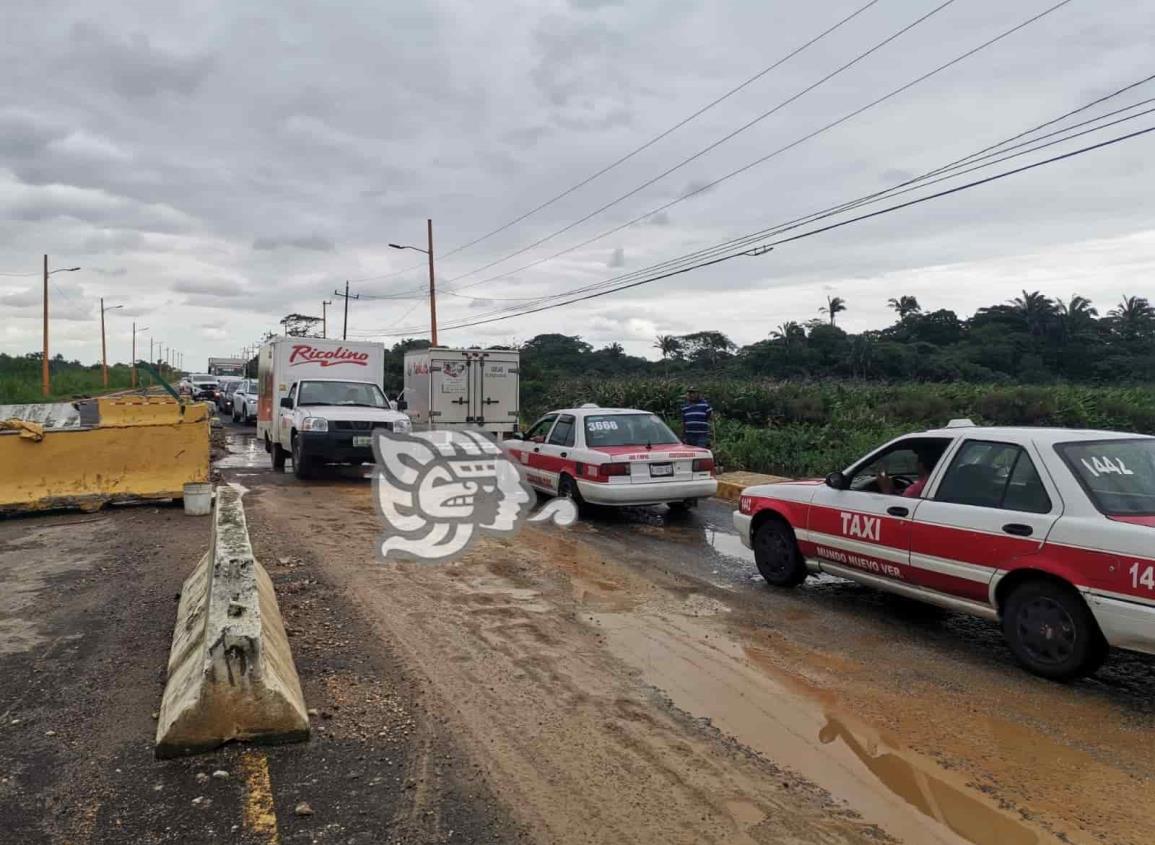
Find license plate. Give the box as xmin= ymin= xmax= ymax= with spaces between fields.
xmin=353 ymin=435 xmax=372 ymax=448
xmin=649 ymin=463 xmax=674 ymax=477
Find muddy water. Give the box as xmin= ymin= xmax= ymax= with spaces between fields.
xmin=592 ymin=607 xmax=1054 ymax=845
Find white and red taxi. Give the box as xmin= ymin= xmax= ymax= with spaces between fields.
xmin=505 ymin=404 xmax=717 ymax=508
xmin=734 ymin=419 xmax=1155 ymax=680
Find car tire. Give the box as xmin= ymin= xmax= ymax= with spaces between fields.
xmin=557 ymin=474 xmax=587 ymax=514
xmin=753 ymin=519 xmax=807 ymax=588
xmin=232 ymin=406 xmax=239 ymax=423
xmin=291 ymin=435 xmax=315 ymax=480
xmin=272 ymin=439 xmax=287 ymax=470
xmin=1001 ymin=579 xmax=1107 ymax=682
xmin=264 ymin=434 xmax=272 ymax=454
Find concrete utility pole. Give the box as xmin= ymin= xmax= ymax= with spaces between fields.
xmin=333 ymin=281 xmax=360 ymax=340
xmin=100 ymin=298 xmax=122 ymax=388
xmin=388 ymin=217 xmax=438 ymax=346
xmin=321 ymin=299 xmax=332 ymax=338
xmin=40 ymin=256 xmax=81 ymax=397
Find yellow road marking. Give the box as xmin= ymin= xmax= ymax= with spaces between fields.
xmin=239 ymin=750 xmax=281 ymax=844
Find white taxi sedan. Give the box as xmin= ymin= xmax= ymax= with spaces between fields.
xmin=733 ymin=419 xmax=1155 ymax=681
xmin=506 ymin=405 xmax=717 ymax=508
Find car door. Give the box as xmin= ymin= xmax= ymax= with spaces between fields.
xmin=808 ymin=437 xmax=954 ymax=585
xmin=507 ymin=414 xmax=558 ymax=492
xmin=536 ymin=414 xmax=577 ymax=490
xmin=278 ymin=382 xmax=298 ymax=446
xmin=909 ymin=439 xmax=1060 ymax=603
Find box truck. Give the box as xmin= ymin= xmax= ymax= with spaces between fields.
xmin=207 ymin=357 xmax=245 ymax=377
xmin=257 ymin=338 xmax=410 ymax=478
xmin=403 ymin=347 xmax=520 ymax=437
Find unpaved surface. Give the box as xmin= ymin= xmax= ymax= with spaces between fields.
xmin=224 ymin=423 xmax=1155 ymax=845
xmin=3 ymin=422 xmax=1155 ymax=845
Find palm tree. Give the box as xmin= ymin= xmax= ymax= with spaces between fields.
xmin=886 ymin=296 xmax=921 ymax=319
xmin=653 ymin=334 xmax=683 ymax=367
xmin=771 ymin=321 xmax=806 ymax=346
xmin=1109 ymin=295 xmax=1155 ymax=339
xmin=1008 ymin=290 xmax=1058 ymax=336
xmin=819 ymin=295 xmax=847 ymax=326
xmin=1056 ymin=295 xmax=1098 ymax=336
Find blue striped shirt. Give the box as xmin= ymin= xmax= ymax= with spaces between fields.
xmin=681 ymin=399 xmax=712 ymax=435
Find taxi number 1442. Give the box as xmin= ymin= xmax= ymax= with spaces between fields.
xmin=1130 ymin=563 xmax=1155 ymax=591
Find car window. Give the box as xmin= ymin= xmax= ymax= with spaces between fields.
xmin=847 ymin=437 xmax=952 ymax=493
xmin=524 ymin=415 xmax=558 ymax=443
xmin=548 ymin=415 xmax=576 ymax=447
xmin=584 ymin=414 xmax=679 ymax=448
xmin=1056 ymin=438 xmax=1155 ymax=516
xmin=936 ymin=440 xmax=1051 ymax=513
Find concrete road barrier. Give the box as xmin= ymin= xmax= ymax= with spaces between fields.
xmin=714 ymin=471 xmax=792 ymax=503
xmin=156 ymin=486 xmax=309 ymax=758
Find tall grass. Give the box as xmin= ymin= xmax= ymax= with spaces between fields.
xmin=0 ymin=364 xmax=137 ymax=404
xmin=527 ymin=379 xmax=1155 ymax=477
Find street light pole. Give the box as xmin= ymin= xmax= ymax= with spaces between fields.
xmin=427 ymin=218 xmax=438 ymax=347
xmin=40 ymin=257 xmax=81 ymax=397
xmin=322 ymin=299 xmax=332 ymax=338
xmin=99 ymin=299 xmax=122 ymax=387
xmin=388 ymin=218 xmax=438 ymax=346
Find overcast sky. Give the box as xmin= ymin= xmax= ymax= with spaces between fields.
xmin=2 ymin=0 xmax=1153 ymax=368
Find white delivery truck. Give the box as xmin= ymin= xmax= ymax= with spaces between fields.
xmin=403 ymin=347 xmax=520 ymax=438
xmin=257 ymin=337 xmax=410 ymax=478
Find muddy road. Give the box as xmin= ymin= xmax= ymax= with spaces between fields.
xmin=220 ymin=424 xmax=1155 ymax=845
xmin=2 ymin=420 xmax=1153 ymax=844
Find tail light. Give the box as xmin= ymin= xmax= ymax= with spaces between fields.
xmin=601 ymin=462 xmax=630 ymax=477
xmin=693 ymin=458 xmax=715 ymax=474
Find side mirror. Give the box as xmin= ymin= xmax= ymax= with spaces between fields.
xmin=397 ymin=399 xmax=408 ymax=411
xmin=280 ymin=397 xmax=293 ymax=409
xmin=824 ymin=471 xmax=849 ymax=490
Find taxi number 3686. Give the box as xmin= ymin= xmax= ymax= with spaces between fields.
xmin=1129 ymin=563 xmax=1155 ymax=591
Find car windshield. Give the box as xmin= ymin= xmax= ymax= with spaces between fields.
xmin=584 ymin=413 xmax=680 ymax=447
xmin=1056 ymin=438 xmax=1155 ymax=516
xmin=192 ymin=376 xmax=215 ymax=384
xmin=298 ymin=380 xmax=387 ymax=407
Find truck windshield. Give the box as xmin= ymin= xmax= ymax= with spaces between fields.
xmin=1056 ymin=438 xmax=1155 ymax=516
xmin=584 ymin=414 xmax=679 ymax=447
xmin=299 ymin=381 xmax=388 ymax=408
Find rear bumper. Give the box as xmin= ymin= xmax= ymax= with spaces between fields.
xmin=299 ymin=430 xmax=375 ymax=465
xmin=733 ymin=511 xmax=753 ymax=549
xmin=1086 ymin=592 xmax=1155 ymax=655
xmin=576 ymin=477 xmax=717 ymax=506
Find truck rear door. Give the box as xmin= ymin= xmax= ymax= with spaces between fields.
xmin=431 ymin=358 xmax=470 ymax=425
xmin=471 ymin=353 xmax=518 ymax=429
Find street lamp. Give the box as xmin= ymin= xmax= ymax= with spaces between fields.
xmin=100 ymin=299 xmax=123 ymax=387
xmin=132 ymin=325 xmax=150 ymax=388
xmin=41 ymin=257 xmax=82 ymax=396
xmin=388 ymin=218 xmax=438 ymax=346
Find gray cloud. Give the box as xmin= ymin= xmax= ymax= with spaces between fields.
xmin=68 ymin=22 xmax=214 ymax=99
xmin=172 ymin=279 xmax=243 ymax=297
xmin=607 ymin=247 xmax=625 ymax=268
xmin=252 ymin=235 xmax=336 ymax=252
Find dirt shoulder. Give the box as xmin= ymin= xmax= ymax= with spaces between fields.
xmin=0 ymin=503 xmax=522 ymax=844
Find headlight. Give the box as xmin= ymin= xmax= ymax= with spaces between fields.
xmin=301 ymin=416 xmax=328 ymax=432
xmin=393 ymin=417 xmax=411 ymax=432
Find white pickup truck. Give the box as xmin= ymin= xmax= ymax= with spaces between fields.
xmin=270 ymin=377 xmax=411 ymax=479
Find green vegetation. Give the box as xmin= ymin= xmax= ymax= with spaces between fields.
xmin=0 ymin=353 xmax=144 ymax=403
xmin=526 ymin=379 xmax=1155 ymax=476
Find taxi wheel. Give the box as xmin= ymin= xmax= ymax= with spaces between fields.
xmin=1002 ymin=580 xmax=1107 ymax=681
xmin=753 ymin=519 xmax=807 ymax=587
xmin=557 ymin=475 xmax=587 ymax=514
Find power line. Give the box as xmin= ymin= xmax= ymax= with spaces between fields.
xmin=0 ymin=271 xmax=39 ymax=277
xmin=440 ymin=0 xmax=963 ymax=287
xmin=444 ymin=0 xmax=1077 ymax=297
xmin=435 ymin=0 xmax=885 ymax=263
xmin=373 ymin=123 xmax=1155 ymax=337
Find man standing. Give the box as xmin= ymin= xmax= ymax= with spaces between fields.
xmin=681 ymin=386 xmax=712 ymax=447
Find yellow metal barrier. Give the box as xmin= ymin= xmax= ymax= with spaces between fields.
xmin=0 ymin=397 xmax=210 ymax=514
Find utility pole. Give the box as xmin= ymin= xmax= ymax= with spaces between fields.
xmin=321 ymin=299 xmax=332 ymax=338
xmin=388 ymin=219 xmax=438 ymax=345
xmin=42 ymin=255 xmax=49 ymax=396
xmin=100 ymin=299 xmax=122 ymax=387
xmin=427 ymin=218 xmax=438 ymax=346
xmin=131 ymin=323 xmax=147 ymax=388
xmin=333 ymin=281 xmax=359 ymax=340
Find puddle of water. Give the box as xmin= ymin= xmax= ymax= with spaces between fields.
xmin=217 ymin=432 xmax=267 ymax=469
xmin=591 ymin=608 xmax=1053 ymax=845
xmin=703 ymin=524 xmax=752 ymax=562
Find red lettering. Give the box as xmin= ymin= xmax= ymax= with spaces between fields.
xmin=288 ymin=344 xmax=370 ymax=367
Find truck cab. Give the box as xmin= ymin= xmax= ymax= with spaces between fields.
xmin=270 ymin=378 xmax=411 ymax=479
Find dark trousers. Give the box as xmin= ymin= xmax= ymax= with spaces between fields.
xmin=684 ymin=432 xmax=710 ymax=447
